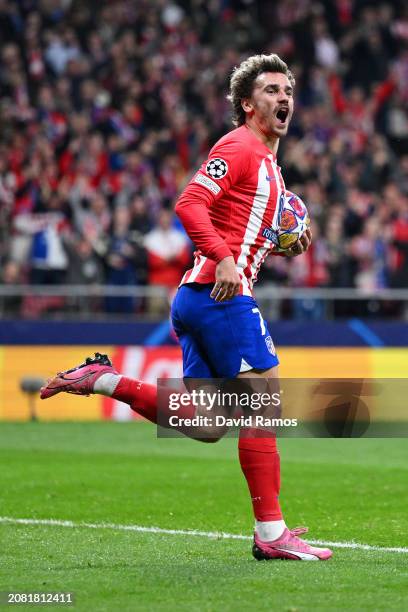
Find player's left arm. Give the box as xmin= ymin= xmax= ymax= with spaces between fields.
xmin=175 ymin=139 xmax=251 ymax=301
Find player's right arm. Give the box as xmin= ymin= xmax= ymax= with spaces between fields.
xmin=175 ymin=137 xmax=250 ymax=301
xmin=210 ymin=255 xmax=241 ymax=302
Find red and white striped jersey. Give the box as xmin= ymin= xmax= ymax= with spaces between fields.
xmin=175 ymin=124 xmax=286 ymax=296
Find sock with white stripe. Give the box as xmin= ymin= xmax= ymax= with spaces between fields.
xmin=94 ymin=373 xmax=122 ymax=396
xmin=238 ymin=430 xmax=285 ymax=541
xmin=255 ymin=519 xmax=286 ymax=542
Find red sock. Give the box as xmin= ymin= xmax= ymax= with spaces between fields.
xmin=112 ymin=377 xmax=158 ymax=422
xmin=238 ymin=427 xmax=282 ymax=521
xmin=111 ymin=377 xmax=196 ymax=426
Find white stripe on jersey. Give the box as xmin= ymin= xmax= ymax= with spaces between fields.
xmin=185 ymin=254 xmax=208 ymax=283
xmin=240 ymin=273 xmax=252 ymax=296
xmin=250 ymin=246 xmax=268 ymax=283
xmin=237 ymin=159 xmax=271 ymax=276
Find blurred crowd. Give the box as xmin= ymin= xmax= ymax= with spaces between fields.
xmin=0 ymin=0 xmax=408 ymax=317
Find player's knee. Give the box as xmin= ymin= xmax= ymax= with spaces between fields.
xmin=193 ymin=422 xmax=228 ymax=443
xmin=195 ymin=435 xmax=222 ymax=444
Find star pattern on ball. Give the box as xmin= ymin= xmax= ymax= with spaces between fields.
xmin=205 ymin=158 xmax=228 ymax=180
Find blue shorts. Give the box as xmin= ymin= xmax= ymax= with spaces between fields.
xmin=171 ymin=284 xmax=279 ymax=378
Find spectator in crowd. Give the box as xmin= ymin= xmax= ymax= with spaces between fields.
xmin=65 ymin=236 xmax=104 ymax=286
xmin=13 ymin=208 xmax=69 ymax=285
xmin=104 ymin=205 xmax=139 ymax=314
xmin=63 ymin=235 xmax=105 ymax=315
xmin=144 ymin=209 xmax=191 ymax=312
xmin=0 ymin=260 xmax=23 ymax=316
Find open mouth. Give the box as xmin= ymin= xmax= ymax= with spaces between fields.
xmin=276 ymin=107 xmax=289 ymax=123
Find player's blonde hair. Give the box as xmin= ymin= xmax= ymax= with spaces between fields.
xmin=228 ymin=54 xmax=295 ymax=127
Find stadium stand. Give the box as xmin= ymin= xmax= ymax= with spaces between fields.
xmin=0 ymin=0 xmax=408 ymax=318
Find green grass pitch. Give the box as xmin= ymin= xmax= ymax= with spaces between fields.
xmin=1 ymin=422 xmax=408 ymax=611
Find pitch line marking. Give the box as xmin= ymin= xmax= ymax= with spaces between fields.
xmin=1 ymin=516 xmax=407 ymax=554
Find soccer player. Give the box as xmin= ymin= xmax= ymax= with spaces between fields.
xmin=41 ymin=54 xmax=332 ymax=561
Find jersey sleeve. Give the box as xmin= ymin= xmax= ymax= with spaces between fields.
xmin=192 ymin=137 xmax=252 ymax=201
xmin=175 ymin=138 xmax=252 ymax=262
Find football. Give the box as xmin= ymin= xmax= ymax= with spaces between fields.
xmin=272 ymin=190 xmax=310 ymax=251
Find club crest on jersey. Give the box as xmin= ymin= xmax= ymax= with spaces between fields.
xmin=265 ymin=335 xmax=276 ymax=355
xmin=206 ymin=158 xmax=228 ymax=180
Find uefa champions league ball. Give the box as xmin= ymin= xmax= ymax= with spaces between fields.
xmin=273 ymin=190 xmax=310 ymax=251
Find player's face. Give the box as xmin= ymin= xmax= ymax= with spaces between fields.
xmin=244 ymin=72 xmax=294 ymax=138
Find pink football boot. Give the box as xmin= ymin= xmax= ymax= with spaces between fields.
xmin=253 ymin=527 xmax=333 ymax=561
xmin=40 ymin=352 xmax=117 ymax=399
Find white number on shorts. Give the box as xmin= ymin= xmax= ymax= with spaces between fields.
xmin=252 ymin=308 xmax=266 ymax=336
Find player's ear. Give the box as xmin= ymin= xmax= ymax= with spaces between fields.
xmin=241 ymin=98 xmax=253 ymax=115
